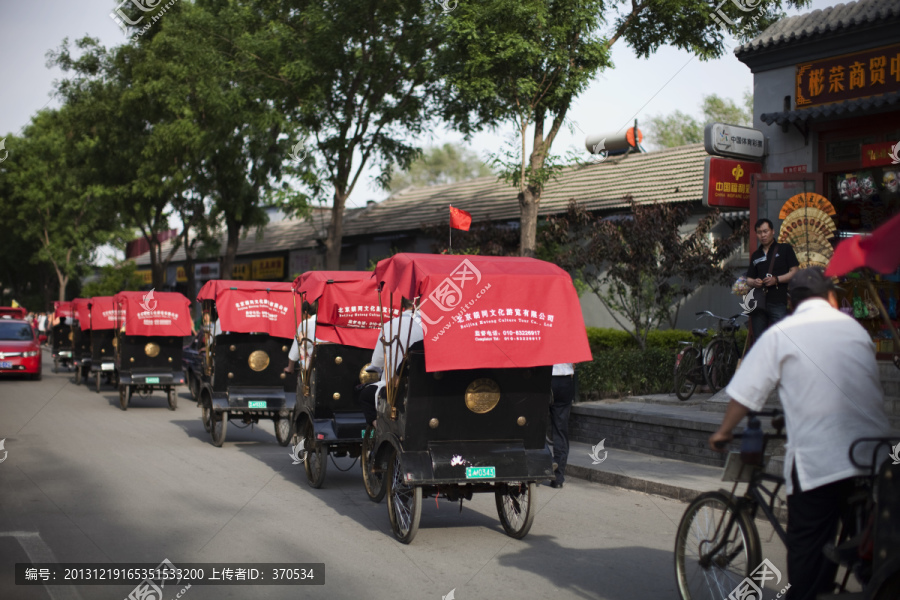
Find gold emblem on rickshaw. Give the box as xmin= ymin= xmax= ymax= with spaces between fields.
xmin=359 ymin=363 xmax=379 ymax=385
xmin=248 ymin=350 xmax=270 ymax=372
xmin=465 ymin=378 xmax=501 ymax=414
xmin=144 ymin=343 xmax=160 ymax=358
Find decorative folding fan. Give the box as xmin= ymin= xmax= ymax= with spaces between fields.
xmin=778 ymin=192 xmax=836 ymax=220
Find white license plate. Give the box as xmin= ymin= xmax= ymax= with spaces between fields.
xmin=59 ymin=351 xmax=71 ymax=357
xmin=145 ymin=377 xmax=160 ymax=384
xmin=0 ymin=361 xmax=11 ymax=369
xmin=101 ymin=363 xmax=115 ymax=371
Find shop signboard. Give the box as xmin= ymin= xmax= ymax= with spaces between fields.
xmin=232 ymin=263 xmax=251 ymax=280
xmin=704 ymin=123 xmax=765 ymax=160
xmin=796 ymin=42 xmax=900 ymax=109
xmin=703 ymin=157 xmax=762 ymax=209
xmin=861 ymin=141 xmax=899 ymax=168
xmin=135 ymin=270 xmax=153 ymax=285
xmin=176 ymin=267 xmax=188 ymax=283
xmin=194 ymin=262 xmax=220 ymax=280
xmin=251 ymin=257 xmax=284 ymax=280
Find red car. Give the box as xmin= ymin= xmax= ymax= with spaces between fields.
xmin=0 ymin=317 xmax=42 ymax=380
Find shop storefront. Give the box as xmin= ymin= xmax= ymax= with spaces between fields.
xmin=738 ymin=6 xmax=900 ymax=357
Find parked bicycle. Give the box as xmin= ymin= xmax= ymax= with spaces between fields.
xmin=673 ymin=410 xmax=896 ymax=600
xmin=673 ymin=311 xmax=744 ymax=401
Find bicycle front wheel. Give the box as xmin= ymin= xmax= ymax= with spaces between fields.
xmin=674 ymin=491 xmax=761 ymax=600
xmin=674 ymin=347 xmax=701 ymax=401
xmin=704 ymin=339 xmax=738 ymax=393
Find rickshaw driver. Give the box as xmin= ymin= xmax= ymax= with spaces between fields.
xmin=284 ymin=301 xmax=318 ymax=374
xmin=357 ymin=297 xmax=423 ymax=427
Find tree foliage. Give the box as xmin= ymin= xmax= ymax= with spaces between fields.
xmin=388 ymin=143 xmax=492 ymax=192
xmin=542 ymin=201 xmax=747 ymax=349
xmin=81 ymin=261 xmax=145 ymax=298
xmin=646 ymin=91 xmax=754 ymax=148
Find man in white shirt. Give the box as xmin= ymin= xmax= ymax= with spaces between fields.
xmin=358 ymin=298 xmax=423 ymax=427
xmin=285 ymin=302 xmax=317 ymax=374
xmin=710 ymin=267 xmax=892 ymax=600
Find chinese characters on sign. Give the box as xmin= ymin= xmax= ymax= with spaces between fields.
xmin=796 ymin=43 xmax=900 ymax=109
xmin=704 ymin=123 xmax=765 ymax=160
xmin=703 ymin=157 xmax=763 ymax=209
xmin=252 ymin=257 xmax=284 ymax=280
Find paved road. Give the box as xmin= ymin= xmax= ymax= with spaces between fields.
xmin=0 ymin=354 xmax=787 ymax=600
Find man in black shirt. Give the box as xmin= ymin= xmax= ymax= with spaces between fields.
xmin=746 ymin=218 xmax=799 ymax=339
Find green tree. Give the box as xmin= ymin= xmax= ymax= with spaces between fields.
xmin=441 ymin=0 xmax=805 ymax=257
xmin=210 ymin=0 xmax=445 ymax=270
xmin=646 ymin=91 xmax=754 ymax=148
xmin=388 ymin=143 xmax=492 ymax=192
xmin=81 ymin=261 xmax=145 ymax=298
xmin=542 ymin=201 xmax=747 ymax=349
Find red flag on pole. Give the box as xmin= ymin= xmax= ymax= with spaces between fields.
xmin=449 ymin=205 xmax=472 ymax=231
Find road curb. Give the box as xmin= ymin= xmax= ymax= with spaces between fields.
xmin=565 ymin=464 xmax=703 ymax=503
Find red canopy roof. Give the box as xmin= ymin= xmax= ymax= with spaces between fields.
xmin=0 ymin=307 xmax=27 ymax=319
xmin=89 ymin=296 xmax=119 ymax=331
xmin=114 ymin=291 xmax=192 ymax=336
xmin=72 ymin=298 xmax=92 ymax=329
xmin=374 ymin=253 xmax=592 ymax=371
xmin=826 ymin=212 xmax=900 ymax=277
xmin=294 ymin=271 xmax=400 ymax=348
xmin=197 ymin=280 xmax=295 ymax=339
xmin=53 ymin=301 xmax=75 ymax=319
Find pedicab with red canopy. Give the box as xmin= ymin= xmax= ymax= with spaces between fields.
xmin=367 ymin=253 xmax=592 ymax=543
xmin=290 ymin=271 xmax=401 ymax=493
xmin=195 ymin=280 xmax=298 ymax=447
xmin=114 ymin=291 xmax=190 ymax=411
xmin=51 ymin=301 xmax=75 ymax=372
xmin=71 ymin=298 xmax=93 ymax=385
xmin=89 ymin=296 xmax=120 ymax=393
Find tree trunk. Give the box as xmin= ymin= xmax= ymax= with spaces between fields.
xmin=149 ymin=237 xmax=165 ymax=289
xmin=183 ymin=234 xmax=198 ymax=325
xmin=518 ymin=185 xmax=540 ymax=258
xmin=221 ymin=219 xmax=241 ymax=282
xmin=324 ymin=188 xmax=348 ymax=270
xmin=55 ymin=269 xmax=68 ymax=303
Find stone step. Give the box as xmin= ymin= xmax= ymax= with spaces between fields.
xmin=569 ymin=400 xmax=785 ymax=469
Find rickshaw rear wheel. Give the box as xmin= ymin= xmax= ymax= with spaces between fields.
xmin=274 ymin=418 xmax=292 ymax=447
xmin=74 ymin=366 xmax=81 ymax=385
xmin=188 ymin=372 xmax=198 ymax=400
xmin=495 ymin=482 xmax=536 ymax=539
xmin=362 ymin=427 xmax=386 ymax=503
xmin=387 ymin=451 xmax=422 ymax=544
xmin=52 ymin=358 xmax=58 ymax=373
xmin=118 ymin=384 xmax=129 ymax=410
xmin=201 ymin=402 xmax=212 ymax=433
xmin=167 ymin=387 xmax=177 ymax=411
xmin=211 ymin=411 xmax=228 ymax=447
xmin=95 ymin=371 xmax=101 ymax=393
xmin=303 ymin=421 xmax=327 ymax=488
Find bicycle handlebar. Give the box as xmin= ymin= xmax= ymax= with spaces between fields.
xmin=848 ymin=436 xmax=897 ymax=470
xmin=695 ymin=311 xmax=746 ymax=323
xmin=713 ymin=410 xmax=785 ymax=449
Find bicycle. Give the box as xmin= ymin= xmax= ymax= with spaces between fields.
xmin=673 ymin=324 xmax=709 ymax=401
xmin=673 ymin=410 xmax=892 ymax=600
xmin=697 ymin=311 xmax=745 ymax=393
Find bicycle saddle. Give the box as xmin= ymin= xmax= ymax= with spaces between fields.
xmin=691 ymin=328 xmax=708 ymax=337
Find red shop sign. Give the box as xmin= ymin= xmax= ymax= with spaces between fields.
xmin=861 ymin=141 xmax=898 ymax=168
xmin=703 ymin=157 xmax=762 ymax=209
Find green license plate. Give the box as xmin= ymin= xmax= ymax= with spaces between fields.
xmin=465 ymin=466 xmax=496 ymax=479
xmin=248 ymin=400 xmax=267 ymax=408
xmin=145 ymin=377 xmax=160 ymax=384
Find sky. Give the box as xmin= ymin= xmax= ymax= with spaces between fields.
xmin=1 ymin=0 xmax=840 ymax=214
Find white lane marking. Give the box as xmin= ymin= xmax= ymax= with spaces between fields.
xmin=0 ymin=531 xmax=82 ymax=600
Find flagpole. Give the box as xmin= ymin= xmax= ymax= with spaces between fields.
xmin=449 ymin=205 xmax=452 ymax=252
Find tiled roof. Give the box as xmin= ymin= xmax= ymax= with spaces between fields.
xmin=761 ymin=90 xmax=900 ymax=125
xmin=136 ymin=143 xmax=708 ymax=265
xmin=735 ymin=0 xmax=900 ymax=56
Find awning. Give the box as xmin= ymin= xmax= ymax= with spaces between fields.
xmin=760 ymin=91 xmax=900 ymax=126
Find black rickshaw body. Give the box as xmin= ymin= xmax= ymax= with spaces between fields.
xmin=90 ymin=329 xmax=117 ymax=375
xmin=373 ymin=350 xmax=554 ymax=488
xmin=112 ymin=291 xmax=191 ymax=410
xmin=71 ymin=299 xmax=93 ymax=380
xmin=51 ymin=322 xmax=74 ymax=369
xmin=87 ymin=296 xmax=119 ymax=391
xmin=195 ymin=280 xmax=298 ymax=446
xmin=369 ymin=253 xmax=593 ymax=542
